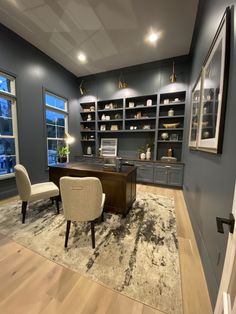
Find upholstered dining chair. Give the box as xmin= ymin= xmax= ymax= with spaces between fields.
xmin=14 ymin=164 xmax=60 ymax=223
xmin=60 ymin=176 xmax=106 ymax=249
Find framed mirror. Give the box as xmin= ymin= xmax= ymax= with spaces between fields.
xmin=197 ymin=7 xmax=230 ymax=154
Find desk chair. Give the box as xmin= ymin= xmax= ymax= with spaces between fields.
xmin=60 ymin=176 xmax=105 ymax=249
xmin=14 ymin=164 xmax=60 ymax=223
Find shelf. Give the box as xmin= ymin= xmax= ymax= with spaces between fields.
xmin=81 ymin=140 xmax=96 ymax=142
xmin=97 ymin=108 xmax=123 ymax=112
xmin=159 ymin=115 xmax=185 ymax=119
xmin=97 ymin=129 xmax=156 ymax=133
xmin=158 ymin=128 xmax=184 ymax=131
xmin=159 ymin=102 xmax=185 ymax=107
xmin=157 ymin=140 xmax=183 ymax=143
xmin=97 ymin=119 xmax=123 ymax=122
xmin=125 ymin=117 xmax=156 ymax=121
xmin=81 ymin=130 xmax=96 ymax=133
xmin=125 ymin=105 xmax=157 ymax=110
xmin=97 ymin=130 xmax=124 ymax=133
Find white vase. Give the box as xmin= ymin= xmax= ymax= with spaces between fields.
xmin=140 ymin=153 xmax=146 ymax=160
xmin=146 ymin=148 xmax=151 ymax=160
xmin=87 ymin=146 xmax=92 ymax=155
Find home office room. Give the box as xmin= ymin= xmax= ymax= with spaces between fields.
xmin=0 ymin=1 xmax=236 ymax=313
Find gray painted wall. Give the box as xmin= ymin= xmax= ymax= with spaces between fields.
xmin=183 ymin=0 xmax=236 ymax=307
xmin=0 ymin=24 xmax=80 ymax=200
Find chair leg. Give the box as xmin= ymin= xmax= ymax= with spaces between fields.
xmin=64 ymin=220 xmax=71 ymax=248
xmin=101 ymin=211 xmax=104 ymax=222
xmin=21 ymin=201 xmax=27 ymax=224
xmin=50 ymin=197 xmax=54 ymax=205
xmin=56 ymin=196 xmax=60 ymax=214
xmin=91 ymin=220 xmax=95 ymax=249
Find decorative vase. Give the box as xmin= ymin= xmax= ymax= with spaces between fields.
xmin=87 ymin=146 xmax=92 ymax=155
xmin=168 ymin=108 xmax=174 ymax=116
xmin=161 ymin=132 xmax=169 ymax=140
xmin=140 ymin=153 xmax=146 ymax=160
xmin=146 ymin=148 xmax=151 ymax=160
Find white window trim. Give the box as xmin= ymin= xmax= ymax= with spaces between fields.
xmin=0 ymin=73 xmax=19 ymax=180
xmin=44 ymin=91 xmax=68 ymax=165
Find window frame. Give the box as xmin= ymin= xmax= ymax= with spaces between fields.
xmin=0 ymin=70 xmax=19 ymax=180
xmin=43 ymin=89 xmax=69 ymax=166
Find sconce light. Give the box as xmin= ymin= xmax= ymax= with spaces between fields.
xmin=170 ymin=61 xmax=177 ymax=83
xmin=64 ymin=132 xmax=75 ymax=144
xmin=118 ymin=72 xmax=128 ymax=89
xmin=79 ymin=80 xmax=87 ymax=95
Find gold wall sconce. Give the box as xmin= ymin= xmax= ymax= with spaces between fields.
xmin=170 ymin=61 xmax=177 ymax=83
xmin=79 ymin=80 xmax=87 ymax=95
xmin=118 ymin=72 xmax=128 ymax=89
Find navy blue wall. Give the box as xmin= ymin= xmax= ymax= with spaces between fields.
xmin=183 ymin=0 xmax=236 ymax=306
xmin=0 ymin=24 xmax=80 ymax=199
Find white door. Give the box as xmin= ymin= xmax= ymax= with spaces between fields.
xmin=214 ymin=182 xmax=236 ymax=314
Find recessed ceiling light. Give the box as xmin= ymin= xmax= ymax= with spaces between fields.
xmin=148 ymin=32 xmax=158 ymax=43
xmin=78 ymin=52 xmax=87 ymax=63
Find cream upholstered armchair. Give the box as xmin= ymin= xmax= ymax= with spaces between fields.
xmin=14 ymin=164 xmax=60 ymax=223
xmin=60 ymin=176 xmax=106 ymax=249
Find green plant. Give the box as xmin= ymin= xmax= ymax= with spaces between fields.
xmin=57 ymin=146 xmax=70 ymax=158
xmin=137 ymin=146 xmax=146 ymax=155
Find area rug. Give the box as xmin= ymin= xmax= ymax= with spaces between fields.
xmin=0 ymin=192 xmax=182 ymax=314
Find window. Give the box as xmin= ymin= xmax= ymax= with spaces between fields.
xmin=0 ymin=71 xmax=18 ymax=178
xmin=44 ymin=91 xmax=68 ymax=165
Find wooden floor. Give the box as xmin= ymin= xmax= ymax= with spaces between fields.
xmin=0 ymin=185 xmax=213 ymax=314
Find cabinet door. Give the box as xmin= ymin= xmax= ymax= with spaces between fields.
xmin=135 ymin=162 xmax=154 ymax=183
xmin=153 ymin=165 xmax=168 ymax=185
xmin=167 ymin=165 xmax=184 ymax=187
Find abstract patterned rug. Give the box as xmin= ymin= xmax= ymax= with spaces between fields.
xmin=0 ymin=192 xmax=182 ymax=314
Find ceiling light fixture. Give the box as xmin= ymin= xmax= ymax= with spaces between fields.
xmin=170 ymin=61 xmax=177 ymax=83
xmin=78 ymin=52 xmax=87 ymax=63
xmin=118 ymin=72 xmax=128 ymax=89
xmin=148 ymin=32 xmax=158 ymax=43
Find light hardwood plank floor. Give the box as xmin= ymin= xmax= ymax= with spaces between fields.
xmin=0 ymin=185 xmax=213 ymax=314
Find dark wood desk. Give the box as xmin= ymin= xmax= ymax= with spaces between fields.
xmin=49 ymin=163 xmax=137 ymax=216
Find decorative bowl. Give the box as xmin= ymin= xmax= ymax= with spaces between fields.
xmin=163 ymin=122 xmax=180 ymax=129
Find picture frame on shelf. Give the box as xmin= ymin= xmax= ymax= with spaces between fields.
xmin=170 ymin=133 xmax=179 ymax=141
xmin=100 ymin=124 xmax=106 ymax=131
xmin=188 ymin=72 xmax=202 ymax=149
xmin=197 ymin=7 xmax=230 ymax=154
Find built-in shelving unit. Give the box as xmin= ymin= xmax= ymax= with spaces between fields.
xmin=79 ymin=91 xmax=186 ymax=162
xmin=80 ymin=101 xmax=96 ymax=156
xmin=157 ymin=91 xmax=186 ymax=161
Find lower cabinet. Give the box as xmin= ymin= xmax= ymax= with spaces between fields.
xmin=154 ymin=164 xmax=184 ymax=187
xmin=127 ymin=160 xmax=184 ymax=187
xmin=134 ymin=162 xmax=154 ymax=183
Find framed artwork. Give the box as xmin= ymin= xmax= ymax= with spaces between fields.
xmin=101 ymin=138 xmax=118 ymax=157
xmin=188 ymin=72 xmax=202 ymax=149
xmin=197 ymin=7 xmax=231 ymax=154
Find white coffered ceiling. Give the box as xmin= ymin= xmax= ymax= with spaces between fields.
xmin=0 ymin=0 xmax=199 ymax=76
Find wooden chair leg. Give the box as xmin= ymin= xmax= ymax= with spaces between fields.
xmin=91 ymin=221 xmax=95 ymax=249
xmin=56 ymin=196 xmax=60 ymax=214
xmin=64 ymin=220 xmax=71 ymax=248
xmin=21 ymin=201 xmax=27 ymax=224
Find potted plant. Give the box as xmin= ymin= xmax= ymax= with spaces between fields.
xmin=57 ymin=146 xmax=70 ymax=163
